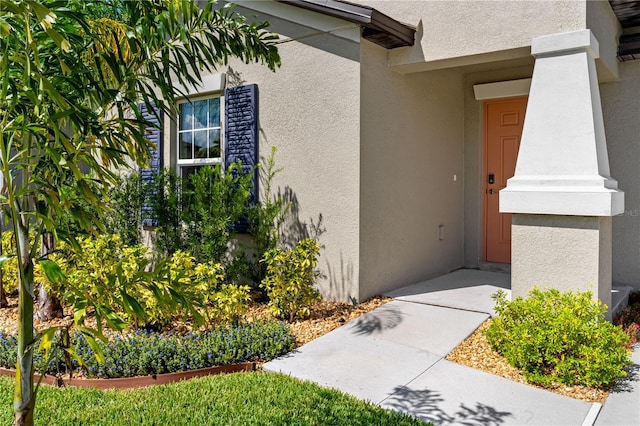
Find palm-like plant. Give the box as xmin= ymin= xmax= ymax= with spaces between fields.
xmin=0 ymin=1 xmax=280 ymax=424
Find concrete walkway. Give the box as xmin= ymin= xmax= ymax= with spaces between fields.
xmin=264 ymin=269 xmax=640 ymax=426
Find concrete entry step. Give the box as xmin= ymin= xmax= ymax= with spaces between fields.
xmin=384 ymin=269 xmax=511 ymax=317
xmin=611 ymin=284 xmax=634 ymax=316
xmin=386 ymin=269 xmax=633 ymax=318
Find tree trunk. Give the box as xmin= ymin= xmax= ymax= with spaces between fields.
xmin=14 ymin=225 xmax=35 ymax=426
xmin=34 ymin=233 xmax=62 ymax=321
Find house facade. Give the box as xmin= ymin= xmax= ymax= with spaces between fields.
xmin=156 ymin=0 xmax=640 ymax=305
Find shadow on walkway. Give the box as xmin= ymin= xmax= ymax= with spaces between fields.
xmin=348 ymin=305 xmax=404 ymax=336
xmin=383 ymin=385 xmax=513 ymax=426
xmin=609 ymin=357 xmax=639 ymax=394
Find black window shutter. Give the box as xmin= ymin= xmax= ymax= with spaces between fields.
xmin=138 ymin=102 xmax=163 ymax=228
xmin=225 ymin=84 xmax=258 ymax=233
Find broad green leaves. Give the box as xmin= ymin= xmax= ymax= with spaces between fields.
xmin=261 ymin=238 xmax=321 ymax=321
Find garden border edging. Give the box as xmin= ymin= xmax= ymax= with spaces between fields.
xmin=0 ymin=362 xmax=255 ymax=389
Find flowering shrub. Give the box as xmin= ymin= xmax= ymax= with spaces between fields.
xmin=486 ymin=289 xmax=631 ymax=388
xmin=613 ymin=291 xmax=640 ymax=348
xmin=0 ymin=321 xmax=295 ymax=378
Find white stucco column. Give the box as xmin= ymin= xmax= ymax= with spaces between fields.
xmin=500 ymin=30 xmax=623 ymax=313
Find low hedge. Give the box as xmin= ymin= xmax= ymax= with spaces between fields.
xmin=0 ymin=321 xmax=295 ymax=378
xmin=486 ymin=288 xmax=631 ymax=388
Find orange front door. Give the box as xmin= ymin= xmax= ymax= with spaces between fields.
xmin=484 ymin=97 xmax=527 ymax=263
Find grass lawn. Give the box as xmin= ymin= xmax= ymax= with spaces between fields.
xmin=0 ymin=372 xmax=426 ymax=425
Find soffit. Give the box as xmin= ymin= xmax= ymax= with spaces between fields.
xmin=279 ymin=0 xmax=415 ymax=49
xmin=609 ymin=0 xmax=640 ymax=60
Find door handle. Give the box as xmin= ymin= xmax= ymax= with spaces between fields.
xmin=488 ymin=189 xmax=495 ymax=194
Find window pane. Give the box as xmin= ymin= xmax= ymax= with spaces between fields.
xmin=193 ymin=130 xmax=208 ymax=158
xmin=209 ymin=98 xmax=220 ymax=128
xmin=193 ymin=100 xmax=208 ymax=129
xmin=179 ymin=103 xmax=192 ymax=131
xmin=208 ymin=129 xmax=221 ymax=158
xmin=179 ymin=132 xmax=193 ymax=159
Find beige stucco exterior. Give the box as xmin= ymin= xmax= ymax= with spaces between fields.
xmin=360 ymin=1 xmax=588 ymax=73
xmin=511 ymin=215 xmax=612 ymax=312
xmin=359 ymin=40 xmax=465 ymax=301
xmin=603 ymin=60 xmax=640 ymax=287
xmin=153 ymin=0 xmax=640 ymax=303
xmin=224 ymin=17 xmax=362 ymax=301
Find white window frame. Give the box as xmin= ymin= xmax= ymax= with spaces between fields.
xmin=176 ymin=93 xmax=223 ymax=179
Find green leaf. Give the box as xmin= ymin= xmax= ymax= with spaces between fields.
xmin=45 ymin=27 xmax=71 ymax=52
xmin=76 ymin=326 xmax=107 ymax=363
xmin=37 ymin=327 xmax=58 ymax=359
xmin=38 ymin=258 xmax=66 ymax=283
xmin=0 ymin=18 xmax=9 ymax=38
xmin=65 ymin=347 xmax=87 ymax=371
xmin=121 ymin=290 xmax=146 ymax=322
xmin=73 ymin=300 xmax=87 ymax=325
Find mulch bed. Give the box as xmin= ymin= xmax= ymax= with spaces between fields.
xmin=0 ymin=294 xmax=623 ymax=402
xmin=0 ymin=295 xmax=393 ymax=346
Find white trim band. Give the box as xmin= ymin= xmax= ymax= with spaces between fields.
xmin=473 ymin=79 xmax=531 ymax=100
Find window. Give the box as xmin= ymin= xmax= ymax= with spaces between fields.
xmin=177 ymin=96 xmax=221 ymax=179
xmin=139 ymin=84 xmax=258 ymax=231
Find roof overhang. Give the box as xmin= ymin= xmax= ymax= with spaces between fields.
xmin=279 ymin=0 xmax=415 ymax=49
xmin=619 ymin=32 xmax=640 ymax=60
xmin=609 ymin=0 xmax=640 ymax=60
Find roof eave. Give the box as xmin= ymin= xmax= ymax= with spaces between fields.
xmin=619 ymin=33 xmax=640 ymax=61
xmin=279 ymin=0 xmax=415 ymax=49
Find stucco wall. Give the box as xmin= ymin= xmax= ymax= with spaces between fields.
xmin=511 ymin=214 xmax=612 ymax=310
xmin=355 ymin=0 xmax=586 ymax=73
xmin=586 ymin=0 xmax=621 ymax=81
xmin=603 ymin=61 xmax=640 ymax=290
xmin=162 ymin=11 xmax=362 ymax=301
xmin=358 ymin=40 xmax=465 ymax=301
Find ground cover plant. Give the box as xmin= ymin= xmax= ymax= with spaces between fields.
xmin=486 ymin=288 xmax=631 ymax=388
xmin=0 ymin=321 xmax=294 ymax=378
xmin=0 ymin=373 xmax=427 ymax=426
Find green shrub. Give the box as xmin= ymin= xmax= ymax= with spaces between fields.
xmin=248 ymin=147 xmax=290 ymax=285
xmin=48 ymin=235 xmax=248 ymax=327
xmin=152 ymin=164 xmax=252 ymax=267
xmin=485 ymin=288 xmax=631 ymax=388
xmin=149 ymin=168 xmax=184 ymax=258
xmin=0 ymin=321 xmax=295 ymax=378
xmin=103 ymin=172 xmax=147 ymax=246
xmin=260 ymin=238 xmax=320 ymax=321
xmin=154 ymin=250 xmax=250 ymax=325
xmin=51 ymin=234 xmax=149 ymax=320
